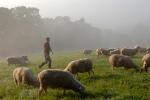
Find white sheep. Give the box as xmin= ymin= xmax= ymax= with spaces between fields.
xmin=38 ymin=69 xmax=85 ymax=96
xmin=13 ymin=67 xmax=39 ymax=87
xmin=64 ymin=58 xmax=94 ymax=77
xmin=7 ymin=56 xmax=28 ymax=66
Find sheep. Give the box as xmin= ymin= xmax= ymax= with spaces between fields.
xmin=146 ymin=48 xmax=150 ymax=53
xmin=108 ymin=48 xmax=115 ymax=52
xmin=21 ymin=56 xmax=29 ymax=61
xmin=141 ymin=53 xmax=150 ymax=72
xmin=83 ymin=49 xmax=92 ymax=55
xmin=64 ymin=58 xmax=94 ymax=77
xmin=13 ymin=67 xmax=39 ymax=87
xmin=7 ymin=56 xmax=28 ymax=66
xmin=110 ymin=49 xmax=120 ymax=55
xmin=96 ymin=48 xmax=101 ymax=57
xmin=109 ymin=54 xmax=140 ymax=71
xmin=99 ymin=48 xmax=110 ymax=56
xmin=138 ymin=47 xmax=146 ymax=53
xmin=120 ymin=48 xmax=138 ymax=56
xmin=134 ymin=46 xmax=146 ymax=53
xmin=38 ymin=69 xmax=85 ymax=96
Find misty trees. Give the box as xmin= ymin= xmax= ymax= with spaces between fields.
xmin=0 ymin=6 xmax=102 ymax=57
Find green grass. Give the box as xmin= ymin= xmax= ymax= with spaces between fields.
xmin=0 ymin=51 xmax=149 ymax=100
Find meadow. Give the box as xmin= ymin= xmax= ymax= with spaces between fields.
xmin=0 ymin=51 xmax=150 ymax=100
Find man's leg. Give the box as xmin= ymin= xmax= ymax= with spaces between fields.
xmin=38 ymin=56 xmax=48 ymax=68
xmin=48 ymin=56 xmax=52 ymax=68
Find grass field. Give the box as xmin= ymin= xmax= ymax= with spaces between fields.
xmin=0 ymin=51 xmax=150 ymax=100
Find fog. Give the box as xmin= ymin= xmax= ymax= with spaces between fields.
xmin=0 ymin=0 xmax=150 ymax=57
xmin=1 ymin=0 xmax=150 ymax=29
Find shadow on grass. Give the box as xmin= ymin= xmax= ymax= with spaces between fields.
xmin=102 ymin=73 xmax=124 ymax=80
xmin=82 ymin=74 xmax=102 ymax=83
xmin=83 ymin=73 xmax=123 ymax=82
xmin=76 ymin=89 xmax=118 ymax=99
xmin=99 ymin=88 xmax=118 ymax=99
xmin=122 ymin=95 xmax=141 ymax=100
xmin=48 ymin=91 xmax=99 ymax=99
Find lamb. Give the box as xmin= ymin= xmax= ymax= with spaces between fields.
xmin=109 ymin=54 xmax=140 ymax=71
xmin=120 ymin=48 xmax=138 ymax=56
xmin=64 ymin=58 xmax=94 ymax=77
xmin=141 ymin=54 xmax=150 ymax=72
xmin=13 ymin=67 xmax=39 ymax=87
xmin=7 ymin=56 xmax=28 ymax=66
xmin=38 ymin=69 xmax=85 ymax=96
xmin=83 ymin=49 xmax=92 ymax=55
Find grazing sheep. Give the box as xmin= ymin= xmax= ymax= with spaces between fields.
xmin=21 ymin=56 xmax=29 ymax=61
xmin=64 ymin=58 xmax=94 ymax=77
xmin=108 ymin=48 xmax=115 ymax=52
xmin=138 ymin=47 xmax=146 ymax=53
xmin=96 ymin=48 xmax=101 ymax=57
xmin=99 ymin=48 xmax=110 ymax=56
xmin=110 ymin=49 xmax=120 ymax=55
xmin=134 ymin=46 xmax=146 ymax=53
xmin=13 ymin=67 xmax=39 ymax=87
xmin=83 ymin=49 xmax=92 ymax=55
xmin=146 ymin=48 xmax=150 ymax=54
xmin=7 ymin=56 xmax=28 ymax=66
xmin=141 ymin=54 xmax=150 ymax=72
xmin=120 ymin=48 xmax=138 ymax=56
xmin=109 ymin=54 xmax=140 ymax=71
xmin=38 ymin=69 xmax=85 ymax=96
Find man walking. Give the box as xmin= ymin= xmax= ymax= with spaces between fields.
xmin=39 ymin=37 xmax=53 ymax=68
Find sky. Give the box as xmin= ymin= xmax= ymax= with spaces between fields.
xmin=0 ymin=0 xmax=150 ymax=29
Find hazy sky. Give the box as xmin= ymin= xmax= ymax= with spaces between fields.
xmin=0 ymin=0 xmax=150 ymax=29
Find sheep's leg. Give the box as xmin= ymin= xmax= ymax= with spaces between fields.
xmin=140 ymin=68 xmax=143 ymax=73
xmin=22 ymin=76 xmax=26 ymax=85
xmin=145 ymin=66 xmax=148 ymax=72
xmin=112 ymin=66 xmax=114 ymax=71
xmin=14 ymin=78 xmax=18 ymax=86
xmin=88 ymin=71 xmax=91 ymax=78
xmin=43 ymin=86 xmax=47 ymax=93
xmin=63 ymin=89 xmax=66 ymax=95
xmin=91 ymin=70 xmax=94 ymax=75
xmin=39 ymin=86 xmax=43 ymax=96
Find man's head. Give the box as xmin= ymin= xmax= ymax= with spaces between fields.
xmin=46 ymin=37 xmax=50 ymax=42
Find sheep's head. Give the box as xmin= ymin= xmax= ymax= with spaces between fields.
xmin=72 ymin=80 xmax=85 ymax=94
xmin=22 ymin=56 xmax=28 ymax=61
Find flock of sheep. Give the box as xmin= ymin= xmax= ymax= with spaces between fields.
xmin=84 ymin=46 xmax=150 ymax=72
xmin=6 ymin=45 xmax=150 ymax=97
xmin=10 ymin=56 xmax=93 ymax=96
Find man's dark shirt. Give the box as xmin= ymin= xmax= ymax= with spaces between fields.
xmin=44 ymin=42 xmax=51 ymax=55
